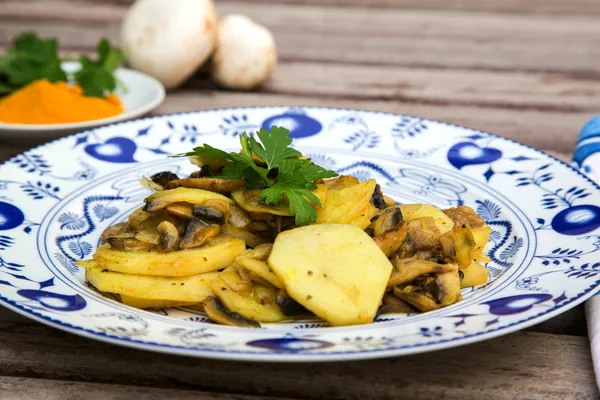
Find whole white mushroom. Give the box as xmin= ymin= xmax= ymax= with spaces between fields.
xmin=121 ymin=0 xmax=217 ymax=90
xmin=212 ymin=15 xmax=277 ymax=90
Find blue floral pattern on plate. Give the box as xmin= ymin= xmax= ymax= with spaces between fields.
xmin=0 ymin=106 xmax=600 ymax=362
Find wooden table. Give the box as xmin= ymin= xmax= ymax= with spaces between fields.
xmin=1 ymin=0 xmax=599 ymax=398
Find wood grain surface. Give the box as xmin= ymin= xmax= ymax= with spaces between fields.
xmin=0 ymin=0 xmax=599 ymax=398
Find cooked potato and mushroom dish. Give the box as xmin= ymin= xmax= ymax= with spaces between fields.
xmin=78 ymin=127 xmax=491 ymax=327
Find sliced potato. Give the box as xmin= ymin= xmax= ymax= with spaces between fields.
xmin=236 ymin=245 xmax=283 ymax=288
xmin=269 ymin=224 xmax=393 ymax=326
xmin=93 ymin=236 xmax=245 ymax=276
xmin=453 ymin=225 xmax=476 ymax=269
xmin=461 ymin=261 xmax=489 ymax=288
xmin=120 ymin=294 xmax=198 ymax=309
xmin=231 ymin=189 xmax=292 ymax=216
xmin=86 ymin=268 xmax=218 ymax=302
xmin=212 ymin=266 xmax=285 ymax=322
xmin=144 ymin=187 xmax=233 ymax=212
xmin=400 ymin=204 xmax=454 ymax=234
xmin=472 ymin=224 xmax=492 ymax=255
xmin=316 ymin=179 xmax=378 ymax=230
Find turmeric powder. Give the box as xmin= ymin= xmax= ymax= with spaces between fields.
xmin=0 ymin=79 xmax=123 ymax=125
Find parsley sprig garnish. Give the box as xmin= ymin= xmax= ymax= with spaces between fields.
xmin=175 ymin=126 xmax=338 ymax=226
xmin=0 ymin=32 xmax=125 ymax=98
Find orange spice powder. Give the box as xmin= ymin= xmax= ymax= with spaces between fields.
xmin=0 ymin=79 xmax=123 ymax=125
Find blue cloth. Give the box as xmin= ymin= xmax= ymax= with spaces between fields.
xmin=574 ymin=115 xmax=600 ymax=180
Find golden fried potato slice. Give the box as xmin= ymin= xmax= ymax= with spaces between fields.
xmin=316 ymin=179 xmax=377 ymax=230
xmin=212 ymin=266 xmax=285 ymax=322
xmin=86 ymin=268 xmax=218 ymax=302
xmin=269 ymin=224 xmax=393 ymax=326
xmin=92 ymin=236 xmax=245 ymax=276
xmin=119 ymin=294 xmax=198 ymax=309
xmin=236 ymin=244 xmax=283 ymax=289
xmin=461 ymin=261 xmax=489 ymax=288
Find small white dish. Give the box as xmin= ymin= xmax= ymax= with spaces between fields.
xmin=0 ymin=61 xmax=165 ymax=140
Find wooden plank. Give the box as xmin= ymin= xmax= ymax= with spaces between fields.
xmin=0 ymin=376 xmax=295 ymax=400
xmin=3 ymin=2 xmax=600 ymax=73
xmin=248 ymin=61 xmax=600 ymax=112
xmin=0 ymin=311 xmax=595 ymax=399
xmin=18 ymin=0 xmax=600 ymax=16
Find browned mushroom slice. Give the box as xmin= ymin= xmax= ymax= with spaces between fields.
xmin=407 ymin=218 xmax=441 ymax=250
xmin=144 ymin=188 xmax=233 ymax=213
xmin=135 ymin=229 xmax=160 ymax=245
xmin=106 ymin=236 xmax=156 ymax=251
xmin=165 ymin=178 xmax=245 ymax=192
xmin=373 ymin=222 xmax=407 ymax=257
xmin=393 ymin=285 xmax=439 ymax=312
xmin=378 ymin=294 xmax=416 ymax=314
xmin=127 ymin=207 xmax=153 ymax=231
xmin=157 ymin=220 xmax=180 ymax=252
xmin=203 ymin=296 xmax=260 ymax=328
xmin=228 ymin=206 xmax=252 ymax=228
xmin=193 ymin=199 xmax=231 ymax=225
xmin=370 ymin=184 xmax=387 ymax=210
xmin=166 ymin=203 xmax=194 ymax=219
xmin=372 ymin=206 xmax=403 ymax=236
xmin=179 ymin=219 xmax=221 ymax=249
xmin=439 ymin=232 xmax=456 ymax=259
xmin=443 ymin=205 xmax=485 ymax=229
xmin=436 ymin=269 xmax=461 ymax=306
xmin=276 ymin=290 xmax=308 ymax=316
xmin=388 ymin=259 xmax=457 ymax=288
xmin=101 ymin=222 xmax=130 ymax=241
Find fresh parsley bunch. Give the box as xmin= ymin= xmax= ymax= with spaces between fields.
xmin=0 ymin=32 xmax=125 ymax=97
xmin=177 ymin=127 xmax=339 ymax=226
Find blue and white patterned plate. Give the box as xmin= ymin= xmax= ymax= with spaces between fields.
xmin=1 ymin=107 xmax=600 ymax=362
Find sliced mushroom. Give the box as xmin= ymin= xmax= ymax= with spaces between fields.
xmin=193 ymin=199 xmax=230 ymax=225
xmin=370 ymin=184 xmax=387 ymax=210
xmin=276 ymin=290 xmax=308 ymax=316
xmin=165 ymin=177 xmax=245 ymax=193
xmin=135 ymin=229 xmax=160 ymax=245
xmin=439 ymin=232 xmax=456 ymax=259
xmin=393 ymin=285 xmax=439 ymax=312
xmin=150 ymin=171 xmax=179 ymax=187
xmin=157 ymin=220 xmax=180 ymax=252
xmin=203 ymin=296 xmax=260 ymax=328
xmin=373 ymin=222 xmax=407 ymax=257
xmin=436 ymin=269 xmax=461 ymax=306
xmin=407 ymin=218 xmax=441 ymax=250
xmin=189 ymin=165 xmax=213 ymax=178
xmin=228 ymin=206 xmax=252 ymax=228
xmin=231 ymin=189 xmax=292 ymax=216
xmin=372 ymin=206 xmax=403 ymax=237
xmin=443 ymin=205 xmax=485 ymax=229
xmin=101 ymin=222 xmax=130 ymax=241
xmin=144 ymin=187 xmax=233 ymax=212
xmin=128 ymin=207 xmax=153 ymax=231
xmin=106 ymin=236 xmax=155 ymax=251
xmin=388 ymin=259 xmax=457 ymax=288
xmin=378 ymin=294 xmax=416 ymax=314
xmin=166 ymin=203 xmax=194 ymax=219
xmin=179 ymin=219 xmax=221 ymax=249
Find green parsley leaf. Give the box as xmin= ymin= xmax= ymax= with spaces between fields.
xmin=0 ymin=32 xmax=67 ymax=92
xmin=172 ymin=127 xmax=338 ymax=226
xmin=249 ymin=126 xmax=302 ymax=170
xmin=74 ymin=38 xmax=126 ymax=97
